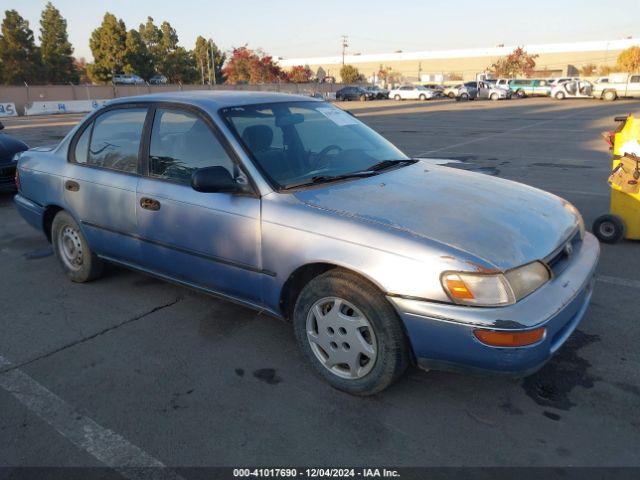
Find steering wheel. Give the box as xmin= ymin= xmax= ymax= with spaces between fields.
xmin=313 ymin=144 xmax=343 ymax=168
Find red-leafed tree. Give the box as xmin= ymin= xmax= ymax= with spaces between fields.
xmin=287 ymin=65 xmax=313 ymax=83
xmin=223 ymin=46 xmax=284 ymax=84
xmin=489 ymin=47 xmax=539 ymax=78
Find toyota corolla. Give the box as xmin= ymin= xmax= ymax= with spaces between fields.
xmin=13 ymin=91 xmax=599 ymax=395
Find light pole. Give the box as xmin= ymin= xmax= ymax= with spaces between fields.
xmin=341 ymin=35 xmax=348 ymax=66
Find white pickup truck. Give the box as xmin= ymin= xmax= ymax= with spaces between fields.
xmin=592 ymin=73 xmax=640 ymax=101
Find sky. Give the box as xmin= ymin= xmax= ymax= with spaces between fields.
xmin=4 ymin=0 xmax=640 ymax=61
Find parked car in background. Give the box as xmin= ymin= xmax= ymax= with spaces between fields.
xmin=551 ymin=80 xmax=594 ymax=100
xmin=13 ymin=91 xmax=599 ymax=395
xmin=592 ymin=73 xmax=640 ymax=101
xmin=457 ymin=81 xmax=508 ymax=101
xmin=443 ymin=84 xmax=463 ymax=98
xmin=389 ymin=85 xmax=436 ymax=100
xmin=421 ymin=83 xmax=446 ymax=96
xmin=485 ymin=79 xmax=514 ymax=98
xmin=112 ymin=74 xmax=145 ymax=85
xmin=149 ymin=75 xmax=168 ymax=85
xmin=0 ymin=121 xmax=28 ymax=192
xmin=509 ymin=79 xmax=551 ymax=97
xmin=365 ymin=85 xmax=389 ymax=99
xmin=335 ymin=86 xmax=374 ymax=101
xmin=594 ymin=77 xmax=609 ymax=84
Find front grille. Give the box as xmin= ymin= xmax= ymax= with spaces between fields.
xmin=0 ymin=164 xmax=16 ymax=183
xmin=545 ymin=230 xmax=582 ymax=276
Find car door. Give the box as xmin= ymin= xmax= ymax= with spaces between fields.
xmin=63 ymin=105 xmax=148 ymax=262
xmin=477 ymin=81 xmax=489 ymax=99
xmin=136 ymin=105 xmax=263 ymax=303
xmin=628 ymin=75 xmax=640 ymax=97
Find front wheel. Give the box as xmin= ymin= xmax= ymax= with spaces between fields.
xmin=593 ymin=214 xmax=625 ymax=243
xmin=490 ymin=93 xmax=499 ymax=101
xmin=51 ymin=211 xmax=104 ymax=282
xmin=419 ymin=94 xmax=426 ymax=101
xmin=603 ymin=90 xmax=617 ymax=102
xmin=555 ymin=92 xmax=566 ymax=100
xmin=516 ymin=89 xmax=526 ymax=98
xmin=394 ymin=94 xmax=401 ymax=101
xmin=293 ymin=269 xmax=411 ymax=395
xmin=457 ymin=93 xmax=469 ymax=101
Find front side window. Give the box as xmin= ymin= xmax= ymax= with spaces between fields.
xmin=86 ymin=108 xmax=147 ymax=173
xmin=149 ymin=108 xmax=235 ymax=184
xmin=221 ymin=101 xmax=409 ymax=189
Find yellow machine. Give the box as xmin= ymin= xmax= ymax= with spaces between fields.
xmin=593 ymin=114 xmax=640 ymax=243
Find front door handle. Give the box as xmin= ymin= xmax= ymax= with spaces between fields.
xmin=140 ymin=197 xmax=161 ymax=211
xmin=65 ymin=180 xmax=79 ymax=192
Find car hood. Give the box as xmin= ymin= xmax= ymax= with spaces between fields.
xmin=292 ymin=162 xmax=579 ymax=270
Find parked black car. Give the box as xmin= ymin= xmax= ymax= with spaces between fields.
xmin=335 ymin=87 xmax=374 ymax=101
xmin=0 ymin=121 xmax=28 ymax=192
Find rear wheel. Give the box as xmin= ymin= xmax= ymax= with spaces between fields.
xmin=293 ymin=269 xmax=411 ymax=395
xmin=516 ymin=89 xmax=526 ymax=98
xmin=555 ymin=91 xmax=566 ymax=100
xmin=593 ymin=214 xmax=625 ymax=243
xmin=603 ymin=90 xmax=617 ymax=102
xmin=447 ymin=92 xmax=455 ymax=99
xmin=490 ymin=92 xmax=499 ymax=101
xmin=419 ymin=94 xmax=426 ymax=101
xmin=457 ymin=93 xmax=469 ymax=101
xmin=51 ymin=211 xmax=104 ymax=282
xmin=394 ymin=94 xmax=401 ymax=101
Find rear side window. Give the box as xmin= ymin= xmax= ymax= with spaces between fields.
xmin=74 ymin=124 xmax=91 ymax=165
xmin=630 ymin=75 xmax=640 ymax=83
xmin=85 ymin=108 xmax=147 ymax=173
xmin=148 ymin=108 xmax=235 ymax=184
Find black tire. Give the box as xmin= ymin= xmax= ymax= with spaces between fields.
xmin=394 ymin=94 xmax=401 ymax=101
xmin=359 ymin=94 xmax=366 ymax=102
xmin=603 ymin=90 xmax=617 ymax=102
xmin=593 ymin=214 xmax=625 ymax=244
xmin=490 ymin=93 xmax=499 ymax=101
xmin=555 ymin=92 xmax=565 ymax=100
xmin=51 ymin=210 xmax=104 ymax=282
xmin=457 ymin=93 xmax=469 ymax=102
xmin=293 ymin=269 xmax=411 ymax=396
xmin=516 ymin=89 xmax=526 ymax=98
xmin=447 ymin=92 xmax=455 ymax=99
xmin=419 ymin=94 xmax=426 ymax=101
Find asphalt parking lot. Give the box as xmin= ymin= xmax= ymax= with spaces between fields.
xmin=1 ymin=97 xmax=639 ymax=470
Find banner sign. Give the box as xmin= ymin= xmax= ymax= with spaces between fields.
xmin=0 ymin=103 xmax=18 ymax=117
xmin=24 ymin=99 xmax=108 ymax=116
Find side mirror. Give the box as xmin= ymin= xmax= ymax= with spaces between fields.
xmin=191 ymin=166 xmax=238 ymax=193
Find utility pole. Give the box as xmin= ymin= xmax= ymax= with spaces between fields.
xmin=341 ymin=35 xmax=348 ymax=66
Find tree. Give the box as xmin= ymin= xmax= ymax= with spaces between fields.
xmin=489 ymin=47 xmax=538 ymax=78
xmin=74 ymin=57 xmax=90 ymax=84
xmin=316 ymin=66 xmax=326 ymax=83
xmin=616 ymin=46 xmax=640 ymax=72
xmin=39 ymin=2 xmax=76 ymax=83
xmin=194 ymin=35 xmax=225 ymax=84
xmin=377 ymin=65 xmax=400 ymax=85
xmin=124 ymin=29 xmax=153 ymax=80
xmin=580 ymin=63 xmax=597 ymax=76
xmin=87 ymin=13 xmax=127 ymax=83
xmin=287 ymin=65 xmax=312 ymax=83
xmin=0 ymin=10 xmax=42 ymax=84
xmin=339 ymin=64 xmax=362 ymax=84
xmin=138 ymin=16 xmax=162 ymax=64
xmin=598 ymin=64 xmax=615 ymax=76
xmin=223 ymin=46 xmax=283 ymax=84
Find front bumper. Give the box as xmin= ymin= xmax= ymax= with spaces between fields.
xmin=388 ymin=232 xmax=600 ymax=376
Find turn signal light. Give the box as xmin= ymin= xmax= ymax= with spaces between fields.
xmin=444 ymin=278 xmax=474 ymax=299
xmin=473 ymin=327 xmax=545 ymax=347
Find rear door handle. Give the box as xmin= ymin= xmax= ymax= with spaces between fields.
xmin=140 ymin=197 xmax=161 ymax=211
xmin=65 ymin=180 xmax=79 ymax=192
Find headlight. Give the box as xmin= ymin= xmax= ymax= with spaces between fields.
xmin=442 ymin=261 xmax=550 ymax=307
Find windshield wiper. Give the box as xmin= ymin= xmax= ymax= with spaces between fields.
xmin=366 ymin=159 xmax=417 ymax=172
xmin=281 ymin=171 xmax=377 ymax=190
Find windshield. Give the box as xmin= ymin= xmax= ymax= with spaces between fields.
xmin=220 ymin=101 xmax=409 ymax=189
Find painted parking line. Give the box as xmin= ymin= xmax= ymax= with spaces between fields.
xmin=597 ymin=275 xmax=640 ymax=289
xmin=0 ymin=355 xmax=185 ymax=480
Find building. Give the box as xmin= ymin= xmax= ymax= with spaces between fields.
xmin=279 ymin=38 xmax=640 ymax=83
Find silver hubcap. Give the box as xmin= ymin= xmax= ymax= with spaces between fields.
xmin=599 ymin=222 xmax=615 ymax=237
xmin=58 ymin=225 xmax=84 ymax=271
xmin=306 ymin=297 xmax=377 ymax=380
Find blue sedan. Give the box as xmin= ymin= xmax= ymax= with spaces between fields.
xmin=13 ymin=91 xmax=599 ymax=395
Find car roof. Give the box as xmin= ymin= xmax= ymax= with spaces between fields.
xmin=105 ymin=90 xmax=322 ymax=111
